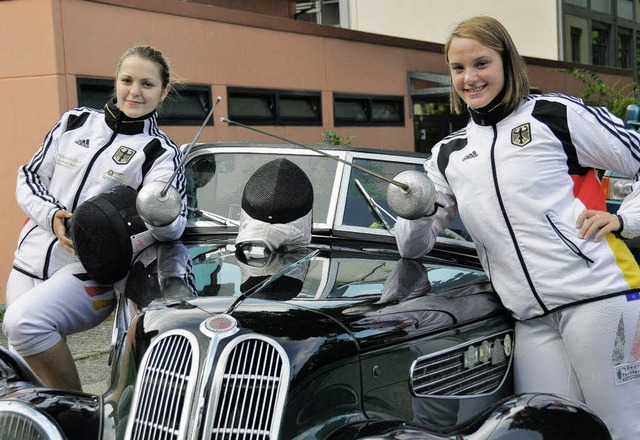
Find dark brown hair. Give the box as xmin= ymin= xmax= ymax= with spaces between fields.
xmin=115 ymin=45 xmax=172 ymax=90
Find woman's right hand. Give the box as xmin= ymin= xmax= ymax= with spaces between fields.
xmin=53 ymin=209 xmax=75 ymax=254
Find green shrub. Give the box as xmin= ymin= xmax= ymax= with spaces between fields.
xmin=321 ymin=130 xmax=354 ymax=146
xmin=557 ymin=68 xmax=638 ymax=118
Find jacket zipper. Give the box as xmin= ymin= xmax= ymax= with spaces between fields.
xmin=40 ymin=125 xmax=120 ymax=278
xmin=489 ymin=125 xmax=549 ymax=313
xmin=546 ymin=214 xmax=594 ymax=267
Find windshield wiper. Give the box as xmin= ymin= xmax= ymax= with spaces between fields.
xmin=354 ymin=178 xmax=395 ymax=230
xmin=225 ymin=249 xmax=320 ymax=314
xmin=188 ymin=207 xmax=239 ymax=227
xmin=355 ymin=179 xmax=466 ymax=241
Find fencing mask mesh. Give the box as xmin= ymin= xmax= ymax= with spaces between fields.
xmin=71 ymin=185 xmax=146 ymax=283
xmin=236 ymin=158 xmax=314 ymax=251
xmin=241 ymin=158 xmax=313 ymax=224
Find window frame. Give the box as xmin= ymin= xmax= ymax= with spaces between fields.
xmin=295 ymin=0 xmax=342 ymax=26
xmin=76 ymin=77 xmax=214 ymax=126
xmin=333 ymin=93 xmax=405 ymax=127
xmin=617 ymin=28 xmax=633 ymax=68
xmin=571 ymin=26 xmax=583 ymax=63
xmin=591 ymin=21 xmax=611 ymax=65
xmin=76 ymin=77 xmax=114 ymax=111
xmin=227 ymin=87 xmax=322 ymax=126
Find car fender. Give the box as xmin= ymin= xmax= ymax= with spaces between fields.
xmin=326 ymin=393 xmax=611 ymax=439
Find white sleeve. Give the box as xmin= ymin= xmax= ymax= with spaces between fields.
xmin=146 ymin=212 xmax=187 ymax=242
xmin=618 ymin=176 xmax=640 ymax=239
xmin=141 ymin=144 xmax=188 ymax=241
xmin=15 ymin=115 xmax=69 ymax=233
xmin=395 ymin=151 xmax=458 ymax=257
xmin=567 ymin=102 xmax=640 ymax=238
xmin=395 ymin=215 xmax=436 ymax=258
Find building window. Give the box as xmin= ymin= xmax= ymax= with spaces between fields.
xmin=413 ymin=101 xmax=468 ymax=154
xmin=227 ymin=87 xmax=322 ymax=126
xmin=616 ymin=0 xmax=633 ymax=19
xmin=591 ymin=0 xmax=612 ymax=13
xmin=334 ymin=94 xmax=404 ymax=126
xmin=637 ymin=37 xmax=640 ymax=75
xmin=566 ymin=0 xmax=588 ymax=7
xmin=160 ymin=84 xmax=214 ymax=126
xmin=618 ymin=31 xmax=632 ymax=68
xmin=76 ymin=78 xmax=214 ymax=126
xmin=76 ymin=78 xmax=113 ymax=110
xmin=295 ymin=0 xmax=341 ymax=26
xmin=592 ymin=23 xmax=610 ymax=65
xmin=571 ymin=26 xmax=583 ymax=63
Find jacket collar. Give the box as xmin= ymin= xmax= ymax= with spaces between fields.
xmin=467 ymin=88 xmax=509 ymax=126
xmin=104 ymin=99 xmax=157 ymax=135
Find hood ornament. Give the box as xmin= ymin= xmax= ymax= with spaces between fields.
xmin=203 ymin=314 xmax=238 ymax=333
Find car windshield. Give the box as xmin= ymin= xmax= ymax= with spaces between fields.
xmin=186 ymin=152 xmax=338 ymax=226
xmin=344 ymin=158 xmax=423 ymax=229
xmin=185 ymin=148 xmax=429 ymax=232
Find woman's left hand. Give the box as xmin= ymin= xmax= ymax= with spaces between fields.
xmin=53 ymin=209 xmax=75 ymax=254
xmin=576 ymin=210 xmax=621 ymax=242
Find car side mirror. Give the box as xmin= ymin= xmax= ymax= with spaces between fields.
xmin=624 ymin=104 xmax=640 ymax=131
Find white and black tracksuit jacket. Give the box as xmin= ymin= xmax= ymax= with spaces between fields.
xmin=396 ymin=94 xmax=640 ymax=320
xmin=13 ymin=100 xmax=187 ymax=281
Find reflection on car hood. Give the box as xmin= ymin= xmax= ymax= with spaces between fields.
xmin=125 ymin=240 xmax=503 ymax=353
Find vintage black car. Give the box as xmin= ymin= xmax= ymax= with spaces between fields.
xmin=0 ymin=142 xmax=610 ymax=439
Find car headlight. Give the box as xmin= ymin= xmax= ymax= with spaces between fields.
xmin=604 ymin=175 xmax=633 ymax=201
xmin=0 ymin=400 xmax=66 ymax=440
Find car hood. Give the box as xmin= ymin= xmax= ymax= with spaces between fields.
xmin=129 ymin=265 xmax=503 ymax=354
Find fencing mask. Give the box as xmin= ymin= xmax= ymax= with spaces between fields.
xmin=71 ymin=185 xmax=152 ymax=283
xmin=235 ymin=158 xmax=314 ymax=252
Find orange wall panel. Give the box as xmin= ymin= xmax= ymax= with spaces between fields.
xmin=0 ymin=75 xmax=68 ymax=303
xmin=0 ymin=0 xmax=63 ymax=78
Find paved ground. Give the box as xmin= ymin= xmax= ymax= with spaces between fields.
xmin=0 ymin=311 xmax=113 ymax=395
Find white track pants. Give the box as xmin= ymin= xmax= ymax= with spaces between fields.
xmin=3 ymin=263 xmax=115 ymax=357
xmin=514 ymin=294 xmax=640 ymax=440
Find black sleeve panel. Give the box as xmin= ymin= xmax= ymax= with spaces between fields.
xmin=531 ymin=100 xmax=590 ymax=176
xmin=141 ymin=138 xmax=167 ymax=181
xmin=65 ymin=112 xmax=91 ymax=132
xmin=437 ymin=137 xmax=468 ymax=183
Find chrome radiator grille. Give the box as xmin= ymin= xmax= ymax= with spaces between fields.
xmin=0 ymin=401 xmax=65 ymax=440
xmin=127 ymin=331 xmax=199 ymax=440
xmin=411 ymin=330 xmax=513 ymax=397
xmin=206 ymin=335 xmax=290 ymax=440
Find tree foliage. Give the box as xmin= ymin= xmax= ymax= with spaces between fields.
xmin=321 ymin=130 xmax=355 ymax=146
xmin=557 ymin=68 xmax=638 ymax=118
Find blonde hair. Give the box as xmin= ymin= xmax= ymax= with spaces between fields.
xmin=444 ymin=16 xmax=529 ymax=115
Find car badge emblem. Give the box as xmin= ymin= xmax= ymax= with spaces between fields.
xmin=112 ymin=146 xmax=136 ymax=164
xmin=511 ymin=123 xmax=531 ymax=147
xmin=204 ymin=314 xmax=238 ymax=333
